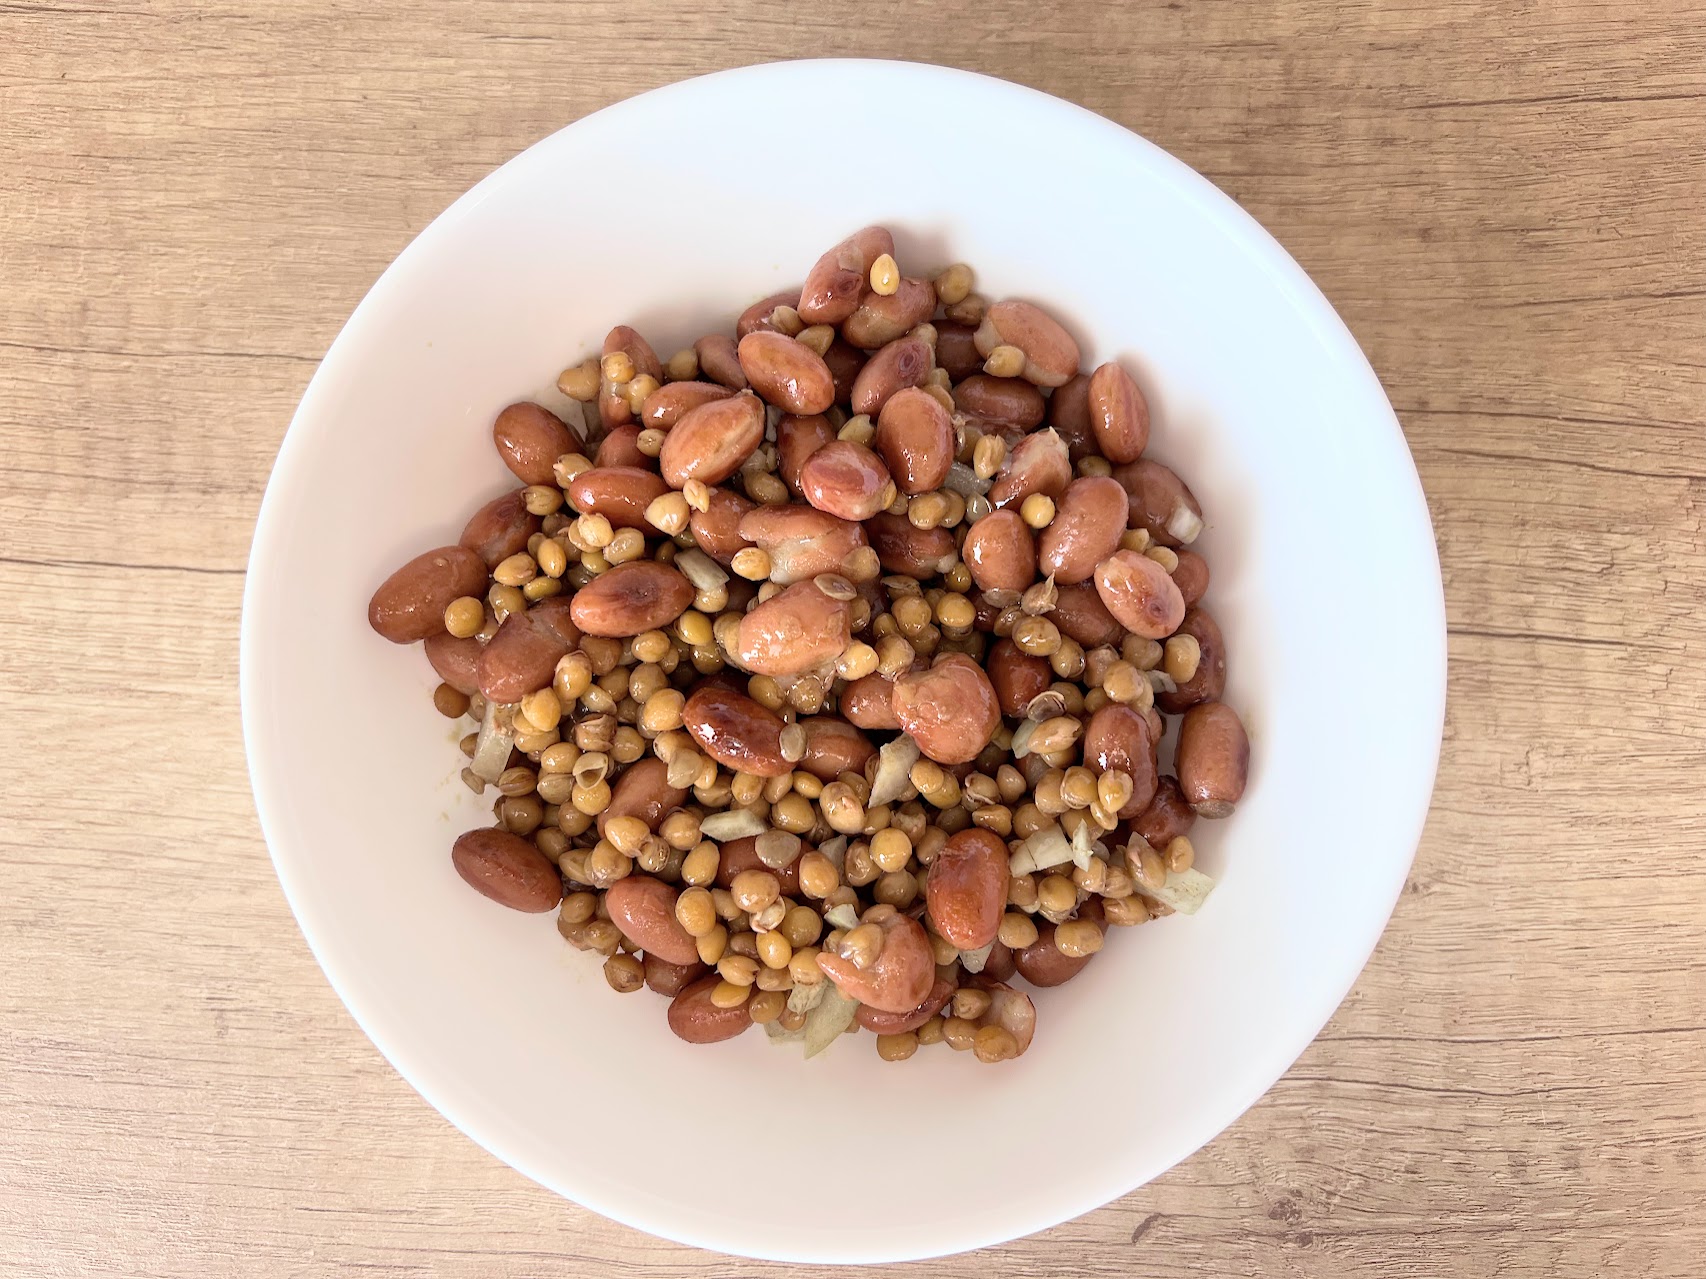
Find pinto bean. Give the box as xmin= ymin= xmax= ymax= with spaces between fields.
xmin=424 ymin=631 xmax=482 ymax=695
xmin=1082 ymin=703 xmax=1158 ymax=818
xmin=569 ymin=561 xmax=694 ymax=637
xmin=934 ymin=319 xmax=983 ymax=381
xmin=594 ymin=423 xmax=650 ymax=470
xmin=1112 ymin=457 xmax=1203 ymax=546
xmin=716 ymin=835 xmax=804 ymax=896
xmin=459 ymin=489 xmax=541 ymax=568
xmin=567 ymin=466 xmax=669 ymax=532
xmin=961 ymin=508 xmax=1037 ymax=594
xmin=1047 ymin=372 xmax=1096 ymax=461
xmin=795 ymin=716 xmax=876 ymax=783
xmin=644 ymin=953 xmax=708 ymax=997
xmin=777 ymin=414 xmax=837 ymax=494
xmin=1177 ymin=701 xmax=1249 ymax=818
xmin=1087 ymin=361 xmax=1149 ymax=464
xmin=798 ymin=440 xmax=892 ymax=522
xmin=821 ymin=337 xmax=866 ymax=404
xmin=973 ymin=300 xmax=1080 ymax=387
xmin=1039 ymin=476 xmax=1127 ymax=584
xmin=1130 ymin=775 xmax=1197 ymax=849
xmin=735 ymin=581 xmax=852 ymax=676
xmin=1013 ymin=921 xmax=1099 ymax=987
xmin=856 ymin=975 xmax=954 ymax=1034
xmin=600 ymin=326 xmax=663 ymax=430
xmin=477 ymin=596 xmax=578 ymax=702
xmin=953 ymin=374 xmax=1046 ymax=429
xmin=988 ymin=428 xmax=1072 ymax=509
xmin=1172 ymin=548 xmax=1210 ymax=608
xmin=926 ymin=828 xmax=1010 ymax=950
xmin=839 ymin=672 xmax=902 ymax=730
xmin=873 ymin=388 xmax=955 ymax=495
xmin=640 ymin=380 xmax=734 ymax=429
xmin=1051 ymin=579 xmax=1125 ymax=647
xmin=798 ymin=225 xmax=894 ymax=325
xmin=739 ymin=504 xmax=868 ymax=583
xmin=892 ymin=654 xmax=1001 ymax=765
xmin=599 ymin=757 xmax=688 ymax=838
xmin=693 ymin=333 xmax=748 ymax=390
xmin=843 ymin=277 xmax=936 ymax=349
xmin=667 ymin=974 xmax=753 ymax=1043
xmin=986 ymin=638 xmax=1053 ymax=717
xmin=660 ymin=391 xmax=766 ymax=488
xmin=492 ymin=402 xmax=579 ymax=485
xmin=689 ymin=486 xmax=757 ymax=565
xmin=849 ymin=334 xmax=931 ymax=417
xmin=452 ymin=828 xmax=563 ymax=912
xmin=815 ymin=910 xmax=934 ymax=1013
xmin=605 ymin=876 xmax=700 ymax=965
xmin=368 ymin=545 xmax=488 ymax=643
xmin=737 ymin=289 xmax=802 ymax=338
xmin=737 ymin=330 xmax=836 ymax=415
xmin=864 ymin=513 xmax=957 ymax=579
xmin=1094 ymin=549 xmax=1186 ymax=640
xmin=1157 ymin=607 xmax=1226 ymax=713
xmin=683 ymin=684 xmax=791 ymax=777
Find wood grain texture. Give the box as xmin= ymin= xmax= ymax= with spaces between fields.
xmin=3 ymin=2 xmax=1704 ymax=1275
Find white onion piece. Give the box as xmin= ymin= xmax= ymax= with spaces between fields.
xmin=868 ymin=734 xmax=922 ymax=808
xmin=1145 ymin=866 xmax=1217 ymax=915
xmin=803 ymin=984 xmax=858 ymax=1059
xmin=700 ymin=809 xmax=767 ymax=841
xmin=959 ymin=943 xmax=995 ymax=974
xmin=470 ymin=701 xmax=517 ymax=783
xmin=1166 ymin=503 xmax=1204 ymax=544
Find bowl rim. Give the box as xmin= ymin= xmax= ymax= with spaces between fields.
xmin=241 ymin=57 xmax=1446 ymax=1262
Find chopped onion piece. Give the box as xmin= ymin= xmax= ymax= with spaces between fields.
xmin=470 ymin=701 xmax=517 ymax=783
xmin=1145 ymin=866 xmax=1217 ymax=915
xmin=868 ymin=734 xmax=922 ymax=808
xmin=942 ymin=461 xmax=991 ymax=497
xmin=1069 ymin=820 xmax=1102 ymax=871
xmin=1166 ymin=503 xmax=1204 ymax=544
xmin=674 ymin=548 xmax=728 ymax=592
xmin=787 ymin=981 xmax=827 ymax=1017
xmin=824 ymin=902 xmax=861 ymax=932
xmin=1009 ymin=826 xmax=1072 ymax=877
xmin=700 ymin=809 xmax=767 ymax=841
xmin=1010 ymin=718 xmax=1039 ymax=759
xmin=816 ymin=835 xmax=848 ymax=874
xmin=959 ymin=943 xmax=995 ymax=974
xmin=803 ymin=984 xmax=858 ymax=1059
xmin=1148 ymin=669 xmax=1179 ymax=695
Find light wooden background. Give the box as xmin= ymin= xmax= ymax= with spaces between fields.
xmin=3 ymin=3 xmax=1703 ymax=1276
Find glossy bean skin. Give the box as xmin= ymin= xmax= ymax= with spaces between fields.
xmin=640 ymin=380 xmax=733 ymax=429
xmin=973 ymin=300 xmax=1080 ymax=387
xmin=605 ymin=876 xmax=701 ymax=965
xmin=599 ymin=757 xmax=688 ymax=838
xmin=1047 ymin=372 xmax=1096 ymax=461
xmin=988 ymin=428 xmax=1072 ymax=509
xmin=492 ymin=402 xmax=579 ymax=486
xmin=567 ymin=466 xmax=669 ymax=532
xmin=477 ymin=596 xmax=578 ymax=702
xmin=1087 ymin=361 xmax=1149 ymax=464
xmin=739 ymin=504 xmax=868 ymax=583
xmin=933 ymin=320 xmax=983 ymax=381
xmin=954 ymin=374 xmax=1046 ymax=429
xmin=1172 ymin=548 xmax=1211 ymax=608
xmin=600 ymin=327 xmax=663 ymax=430
xmin=1157 ymin=607 xmax=1226 ymax=713
xmin=799 ymin=715 xmax=877 ymax=782
xmin=1130 ymin=775 xmax=1197 ymax=849
xmin=1112 ymin=458 xmax=1203 ymax=546
xmin=840 ymin=673 xmax=902 ymax=730
xmin=981 ymin=940 xmax=1017 ymax=984
xmin=568 ymin=561 xmax=695 ymax=637
xmin=1039 ymin=476 xmax=1128 ymax=585
xmin=736 ymin=289 xmax=802 ymax=338
xmin=690 ymin=487 xmax=757 ymax=565
xmin=594 ymin=423 xmax=650 ymax=470
xmin=856 ymin=974 xmax=954 ymax=1034
xmin=926 ymin=828 xmax=1011 ymax=950
xmin=777 ymin=414 xmax=836 ymax=494
xmin=864 ymin=513 xmax=956 ymax=579
xmin=737 ymin=330 xmax=837 ymax=415
xmin=668 ymin=974 xmax=754 ymax=1043
xmin=452 ymin=828 xmax=563 ymax=913
xmin=735 ymin=581 xmax=852 ymax=677
xmin=424 ymin=631 xmax=482 ymax=695
xmin=693 ymin=334 xmax=748 ymax=390
xmin=986 ymin=638 xmax=1052 ymax=717
xmin=1094 ymin=549 xmax=1187 ymax=640
xmin=459 ymin=489 xmax=541 ymax=568
xmin=644 ymin=953 xmax=708 ymax=997
xmin=798 ymin=225 xmax=894 ymax=325
xmin=815 ymin=910 xmax=934 ymax=1014
xmin=961 ymin=508 xmax=1037 ymax=593
xmin=821 ymin=338 xmax=866 ymax=404
xmin=1082 ymin=702 xmax=1159 ymax=818
xmin=849 ymin=334 xmax=931 ymax=417
xmin=1013 ymin=920 xmax=1099 ymax=987
xmin=1051 ymin=579 xmax=1125 ymax=647
xmin=892 ymin=653 xmax=1002 ymax=765
xmin=873 ymin=388 xmax=955 ymax=495
xmin=683 ymin=684 xmax=792 ymax=777
xmin=660 ymin=391 xmax=767 ymax=488
xmin=798 ymin=440 xmax=892 ymax=522
xmin=1177 ymin=701 xmax=1249 ymax=818
xmin=843 ymin=277 xmax=936 ymax=349
xmin=368 ymin=546 xmax=488 ymax=643
xmin=716 ymin=836 xmax=803 ymax=896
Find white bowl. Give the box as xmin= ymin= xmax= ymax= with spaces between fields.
xmin=242 ymin=59 xmax=1444 ymax=1264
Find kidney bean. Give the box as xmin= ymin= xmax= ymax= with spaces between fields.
xmin=739 ymin=504 xmax=868 ymax=583
xmin=693 ymin=333 xmax=748 ymax=390
xmin=452 ymin=828 xmax=563 ymax=913
xmin=1112 ymin=457 xmax=1203 ymax=546
xmin=777 ymin=414 xmax=837 ymax=494
xmin=815 ymin=910 xmax=934 ymax=1014
xmin=690 ymin=486 xmax=757 ymax=565
xmin=840 ymin=673 xmax=902 ymax=730
xmin=459 ymin=489 xmax=541 ymax=568
xmin=368 ymin=545 xmax=488 ymax=643
xmin=594 ymin=423 xmax=650 ymax=470
xmin=660 ymin=390 xmax=766 ymax=488
xmin=1172 ymin=548 xmax=1210 ymax=608
xmin=737 ymin=289 xmax=802 ymax=338
xmin=871 ymin=388 xmax=955 ymax=495
xmin=849 ymin=334 xmax=931 ymax=417
xmin=644 ymin=953 xmax=708 ymax=998
xmin=799 ymin=440 xmax=892 ymax=522
xmin=926 ymin=828 xmax=1010 ymax=950
xmin=569 ymin=560 xmax=694 ymax=637
xmin=735 ymin=581 xmax=851 ymax=676
xmin=798 ymin=225 xmax=894 ymax=325
xmin=864 ymin=513 xmax=956 ymax=579
xmin=934 ymin=320 xmax=983 ymax=381
xmin=683 ymin=684 xmax=792 ymax=777
xmin=843 ymin=277 xmax=936 ymax=349
xmin=799 ymin=715 xmax=876 ymax=782
xmin=716 ymin=836 xmax=803 ymax=896
xmin=1039 ymin=476 xmax=1128 ymax=585
xmin=954 ymin=374 xmax=1046 ymax=429
xmin=491 ymin=402 xmax=578 ymax=486
xmin=477 ymin=596 xmax=578 ymax=702
xmin=599 ymin=757 xmax=688 ymax=839
xmin=1130 ymin=775 xmax=1197 ymax=849
xmin=737 ymin=330 xmax=836 ymax=416
xmin=640 ymin=380 xmax=733 ymax=430
xmin=988 ymin=428 xmax=1072 ymax=509
xmin=974 ymin=300 xmax=1080 ymax=388
xmin=1087 ymin=361 xmax=1150 ymax=464
xmin=604 ymin=876 xmax=700 ymax=965
xmin=1094 ymin=549 xmax=1186 ymax=640
xmin=1047 ymin=372 xmax=1096 ymax=461
xmin=667 ymin=974 xmax=754 ymax=1043
xmin=856 ymin=974 xmax=954 ymax=1034
xmin=821 ymin=337 xmax=866 ymax=404
xmin=1013 ymin=921 xmax=1100 ymax=987
xmin=1157 ymin=607 xmax=1226 ymax=713
xmin=1082 ymin=703 xmax=1158 ymax=818
xmin=962 ymin=508 xmax=1037 ymax=594
xmin=1177 ymin=702 xmax=1249 ymax=817
xmin=567 ymin=466 xmax=669 ymax=532
xmin=424 ymin=631 xmax=481 ymax=695
xmin=986 ymin=638 xmax=1052 ymax=717
xmin=892 ymin=654 xmax=1001 ymax=765
xmin=1051 ymin=579 xmax=1125 ymax=647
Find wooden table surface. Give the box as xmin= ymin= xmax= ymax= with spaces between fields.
xmin=4 ymin=4 xmax=1704 ymax=1276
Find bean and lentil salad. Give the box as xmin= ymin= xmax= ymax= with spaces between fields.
xmin=368 ymin=227 xmax=1250 ymax=1063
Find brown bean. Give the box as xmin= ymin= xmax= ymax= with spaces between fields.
xmin=926 ymin=828 xmax=1010 ymax=950
xmin=849 ymin=334 xmax=931 ymax=417
xmin=1130 ymin=775 xmax=1197 ymax=849
xmin=892 ymin=653 xmax=1001 ymax=765
xmin=667 ymin=973 xmax=753 ymax=1043
xmin=735 ymin=581 xmax=851 ymax=677
xmin=987 ymin=638 xmax=1052 ymax=717
xmin=477 ymin=596 xmax=577 ymax=702
xmin=1039 ymin=476 xmax=1128 ymax=585
xmin=821 ymin=337 xmax=866 ymax=404
xmin=683 ymin=684 xmax=792 ymax=777
xmin=934 ymin=320 xmax=983 ymax=381
xmin=864 ymin=513 xmax=957 ymax=579
xmin=1157 ymin=607 xmax=1226 ymax=713
xmin=599 ymin=757 xmax=688 ymax=838
xmin=600 ymin=327 xmax=663 ymax=430
xmin=737 ymin=330 xmax=836 ymax=416
xmin=982 ymin=940 xmax=1018 ymax=983
xmin=843 ymin=277 xmax=936 ymax=349
xmin=840 ymin=673 xmax=902 ymax=730
xmin=1094 ymin=549 xmax=1186 ymax=640
xmin=594 ymin=423 xmax=650 ymax=470
xmin=798 ymin=715 xmax=877 ymax=782
xmin=815 ymin=910 xmax=934 ymax=1013
xmin=569 ymin=561 xmax=694 ymax=637
xmin=798 ymin=440 xmax=892 ymax=522
xmin=798 ymin=225 xmax=894 ymax=325
xmin=640 ymin=380 xmax=734 ymax=429
xmin=492 ymin=402 xmax=579 ymax=486
xmin=694 ymin=334 xmax=748 ymax=390
xmin=873 ymin=387 xmax=955 ymax=495
xmin=1047 ymin=372 xmax=1097 ymax=461
xmin=690 ymin=487 xmax=757 ymax=565
xmin=1052 ymin=579 xmax=1125 ymax=647
xmin=452 ymin=828 xmax=563 ymax=913
xmin=954 ymin=374 xmax=1046 ymax=428
xmin=973 ymin=300 xmax=1080 ymax=388
xmin=1112 ymin=458 xmax=1203 ymax=546
xmin=567 ymin=466 xmax=669 ymax=532
xmin=424 ymin=631 xmax=482 ymax=695
xmin=1172 ymin=548 xmax=1210 ymax=608
xmin=739 ymin=504 xmax=869 ymax=583
xmin=1087 ymin=361 xmax=1150 ymax=464
xmin=605 ymin=876 xmax=700 ymax=965
xmin=368 ymin=546 xmax=488 ymax=643
xmin=961 ymin=508 xmax=1037 ymax=594
xmin=644 ymin=953 xmax=708 ymax=997
xmin=856 ymin=974 xmax=954 ymax=1034
xmin=737 ymin=289 xmax=802 ymax=338
xmin=1177 ymin=701 xmax=1249 ymax=818
xmin=1082 ymin=703 xmax=1158 ymax=818
xmin=777 ymin=414 xmax=837 ymax=494
xmin=459 ymin=489 xmax=541 ymax=568
xmin=716 ymin=836 xmax=803 ymax=896
xmin=988 ymin=428 xmax=1072 ymax=509
xmin=1013 ymin=921 xmax=1098 ymax=987
xmin=660 ymin=390 xmax=766 ymax=488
